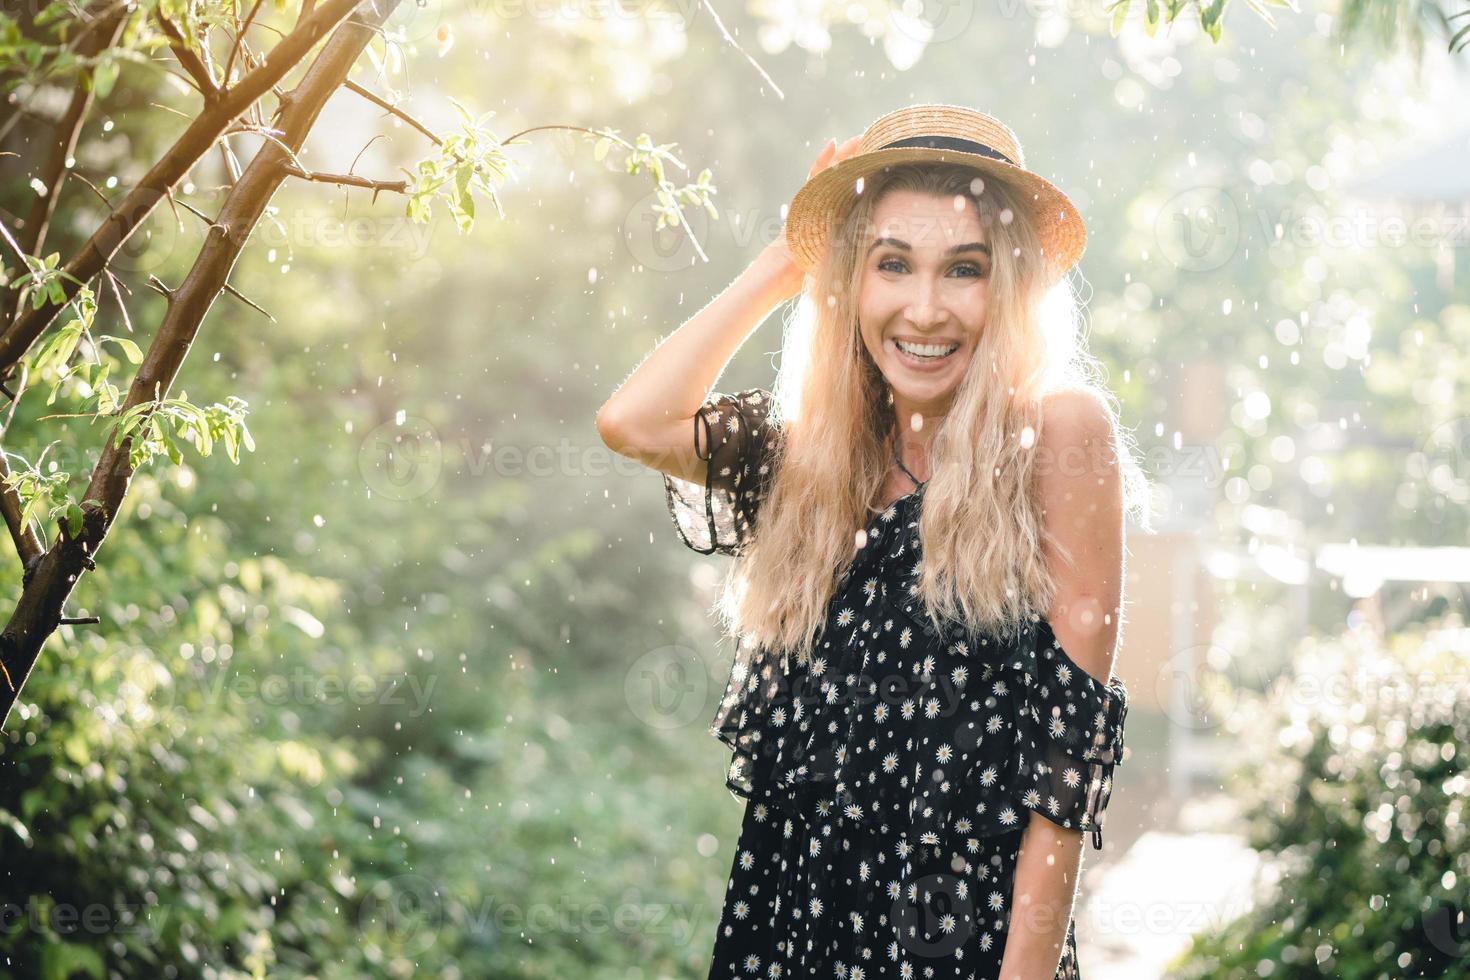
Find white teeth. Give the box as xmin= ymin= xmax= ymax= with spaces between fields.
xmin=895 ymin=339 xmax=959 ymax=359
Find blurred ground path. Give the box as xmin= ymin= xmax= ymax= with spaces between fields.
xmin=1077 ymin=792 xmax=1267 ymax=978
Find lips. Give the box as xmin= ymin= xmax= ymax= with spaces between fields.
xmin=891 ymin=338 xmax=960 ymax=369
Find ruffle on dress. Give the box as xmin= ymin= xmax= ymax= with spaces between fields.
xmin=664 ymin=390 xmax=1130 ymax=854
xmin=1010 ymin=616 xmax=1129 ymax=850
xmin=662 ymin=387 xmax=782 ymax=557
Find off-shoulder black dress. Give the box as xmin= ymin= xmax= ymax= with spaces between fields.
xmin=664 ymin=387 xmax=1129 ymax=980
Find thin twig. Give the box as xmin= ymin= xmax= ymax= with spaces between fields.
xmin=218 ymin=138 xmax=242 ymax=182
xmin=223 ymin=125 xmax=310 ymax=173
xmin=283 ymin=164 xmax=408 ymax=193
xmin=348 ymin=133 xmax=386 ymax=177
xmin=0 ymin=217 xmax=36 ymax=271
xmin=126 ymin=194 xmax=269 ymax=318
xmin=222 ymin=283 xmax=274 ymax=320
xmin=343 ymin=79 xmax=442 ymax=144
xmin=146 ymin=99 xmax=196 ymax=120
xmin=103 ymin=269 xmax=133 ymax=335
xmin=695 ymin=0 xmax=784 ymax=99
xmin=223 ymin=0 xmax=266 ymax=86
xmin=163 ymin=186 xmax=186 ymax=231
xmin=65 ymin=170 xmax=111 ymax=207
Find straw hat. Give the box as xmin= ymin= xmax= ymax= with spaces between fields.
xmin=783 ymin=104 xmax=1086 ymax=285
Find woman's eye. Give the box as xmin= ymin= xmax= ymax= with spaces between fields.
xmin=877 ymin=258 xmax=987 ymax=277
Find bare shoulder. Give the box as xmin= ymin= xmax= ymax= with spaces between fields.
xmin=1039 ymin=386 xmax=1115 ymax=445
xmin=1038 ymin=387 xmax=1118 ymax=480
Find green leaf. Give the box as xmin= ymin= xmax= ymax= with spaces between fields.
xmin=19 ymin=492 xmax=42 ymax=528
xmin=1451 ymin=21 xmax=1470 ymax=53
xmin=20 ymin=788 xmax=46 ymax=823
xmin=41 ymin=940 xmax=104 ymax=980
xmin=61 ymin=733 xmax=89 ymax=766
xmin=99 ymin=334 xmax=143 ymax=364
xmin=90 ymin=57 xmax=118 ymax=99
xmin=1110 ymin=0 xmax=1131 ymax=36
xmin=98 ymin=381 xmax=120 ymax=415
xmin=447 ymin=96 xmax=475 ymax=127
xmin=31 ymin=317 xmax=85 ymax=379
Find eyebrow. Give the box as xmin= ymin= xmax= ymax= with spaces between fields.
xmin=868 ymin=237 xmax=992 ymax=258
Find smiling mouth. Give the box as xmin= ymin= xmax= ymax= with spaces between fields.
xmin=893 ymin=339 xmax=961 ymax=362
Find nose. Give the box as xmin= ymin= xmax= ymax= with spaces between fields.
xmin=903 ymin=277 xmax=946 ymax=329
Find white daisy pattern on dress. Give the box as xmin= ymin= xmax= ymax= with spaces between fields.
xmin=665 ymin=388 xmax=1127 ymax=979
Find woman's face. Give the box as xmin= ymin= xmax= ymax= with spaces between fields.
xmin=856 ymin=188 xmax=991 ymax=422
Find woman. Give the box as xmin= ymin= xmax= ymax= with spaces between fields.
xmin=597 ymin=104 xmax=1152 ymax=980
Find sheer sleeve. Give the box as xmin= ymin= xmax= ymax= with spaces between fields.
xmin=663 ymin=387 xmax=783 ymax=557
xmin=1011 ymin=617 xmax=1130 ymax=850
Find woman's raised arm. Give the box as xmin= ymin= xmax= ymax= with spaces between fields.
xmin=595 ymin=242 xmax=798 ymax=487
xmin=596 ymin=135 xmax=863 ymax=487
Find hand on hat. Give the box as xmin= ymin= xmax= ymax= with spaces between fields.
xmin=807 ymin=135 xmax=864 ymax=180
xmin=759 ymin=136 xmax=864 ymax=302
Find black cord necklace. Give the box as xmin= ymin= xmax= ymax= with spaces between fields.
xmin=890 ymin=432 xmax=925 ymax=489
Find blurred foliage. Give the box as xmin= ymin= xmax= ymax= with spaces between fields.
xmin=1105 ymin=0 xmax=1470 ymax=56
xmin=1336 ymin=0 xmax=1470 ymax=56
xmin=1104 ymin=0 xmax=1296 ymax=45
xmin=1165 ymin=619 xmax=1470 ymax=978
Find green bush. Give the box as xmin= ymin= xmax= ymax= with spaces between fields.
xmin=1167 ymin=621 xmax=1470 ymax=979
xmin=0 ymin=474 xmax=741 ymax=979
xmin=0 ymin=503 xmax=384 ymax=979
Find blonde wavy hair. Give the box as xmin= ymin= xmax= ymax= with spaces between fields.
xmin=723 ymin=162 xmax=1152 ymax=667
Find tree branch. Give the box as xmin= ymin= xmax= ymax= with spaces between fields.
xmin=0 ymin=0 xmax=367 ymax=387
xmin=17 ymin=11 xmax=130 ymax=258
xmin=0 ymin=451 xmax=46 ymax=573
xmin=0 ymin=0 xmax=406 ymax=730
xmin=155 ymin=11 xmax=221 ymax=101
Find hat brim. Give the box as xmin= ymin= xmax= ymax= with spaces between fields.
xmin=783 ymin=146 xmax=1086 ymax=284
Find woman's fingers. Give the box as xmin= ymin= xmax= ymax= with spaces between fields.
xmin=808 ymin=135 xmax=864 ymax=179
xmin=808 ymin=138 xmax=836 ymax=179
